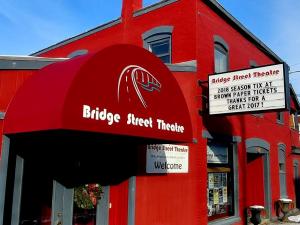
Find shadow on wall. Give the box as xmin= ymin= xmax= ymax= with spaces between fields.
xmin=10 ymin=131 xmax=160 ymax=188
xmin=4 ymin=130 xmax=168 ymax=225
xmin=200 ymin=81 xmax=265 ymax=223
xmin=295 ymin=177 xmax=300 ymax=208
xmin=200 ymin=83 xmax=239 ymax=222
xmin=201 ymin=83 xmax=234 ymax=135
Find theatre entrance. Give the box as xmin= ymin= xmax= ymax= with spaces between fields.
xmin=3 ymin=132 xmax=140 ymax=225
xmin=0 ymin=44 xmax=193 ymax=225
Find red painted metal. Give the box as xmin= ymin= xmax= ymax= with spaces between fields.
xmin=109 ymin=180 xmax=129 ymax=225
xmin=0 ymin=70 xmax=34 ymax=111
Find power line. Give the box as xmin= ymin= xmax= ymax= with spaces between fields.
xmin=290 ymin=63 xmax=300 ymax=67
xmin=289 ymin=71 xmax=300 ymax=75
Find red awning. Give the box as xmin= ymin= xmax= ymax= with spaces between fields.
xmin=4 ymin=44 xmax=192 ymax=143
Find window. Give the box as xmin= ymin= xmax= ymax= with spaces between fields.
xmin=290 ymin=110 xmax=298 ymax=130
xmin=51 ymin=181 xmax=110 ymax=225
xmin=142 ymin=26 xmax=173 ymax=63
xmin=249 ymin=60 xmax=258 ymax=68
xmin=278 ymin=144 xmax=287 ymax=198
xmin=73 ymin=184 xmax=106 ymax=225
xmin=214 ymin=44 xmax=228 ymax=73
xmin=207 ymin=142 xmax=235 ymax=221
xmin=19 ymin=157 xmax=53 ymax=225
xmin=214 ymin=36 xmax=229 ymax=73
xmin=294 ymin=160 xmax=300 ymax=207
xmin=277 ymin=112 xmax=284 ymax=124
xmin=148 ymin=38 xmax=171 ymax=63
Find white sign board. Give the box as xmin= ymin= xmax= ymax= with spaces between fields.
xmin=207 ymin=145 xmax=228 ymax=164
xmin=208 ymin=64 xmax=287 ymax=115
xmin=146 ymin=144 xmax=189 ymax=173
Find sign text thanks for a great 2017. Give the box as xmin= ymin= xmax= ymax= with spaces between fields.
xmin=208 ymin=64 xmax=287 ymax=115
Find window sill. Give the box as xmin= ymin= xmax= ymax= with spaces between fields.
xmin=0 ymin=112 xmax=5 ymax=120
xmin=252 ymin=113 xmax=264 ymax=118
xmin=292 ymin=148 xmax=300 ymax=155
xmin=166 ymin=60 xmax=197 ymax=72
xmin=276 ymin=120 xmax=284 ymax=125
xmin=208 ymin=216 xmax=241 ymax=225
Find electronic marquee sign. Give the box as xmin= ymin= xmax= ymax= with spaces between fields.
xmin=208 ymin=63 xmax=289 ymax=115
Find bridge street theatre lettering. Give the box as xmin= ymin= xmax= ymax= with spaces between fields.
xmin=208 ymin=64 xmax=287 ymax=115
xmin=146 ymin=144 xmax=189 ymax=173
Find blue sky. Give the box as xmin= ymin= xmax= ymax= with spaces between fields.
xmin=217 ymin=0 xmax=300 ymax=95
xmin=0 ymin=0 xmax=159 ymax=55
xmin=0 ymin=0 xmax=300 ymax=93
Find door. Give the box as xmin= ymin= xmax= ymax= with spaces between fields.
xmin=52 ymin=181 xmax=110 ymax=225
xmin=18 ymin=156 xmax=53 ymax=225
xmin=51 ymin=181 xmax=73 ymax=225
xmin=294 ymin=161 xmax=300 ymax=207
xmin=246 ymin=153 xmax=265 ymax=207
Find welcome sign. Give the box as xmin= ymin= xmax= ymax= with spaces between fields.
xmin=146 ymin=144 xmax=189 ymax=173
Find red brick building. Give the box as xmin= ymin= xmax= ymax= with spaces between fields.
xmin=0 ymin=0 xmax=299 ymax=225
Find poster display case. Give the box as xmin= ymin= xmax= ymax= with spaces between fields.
xmin=207 ymin=143 xmax=234 ymax=221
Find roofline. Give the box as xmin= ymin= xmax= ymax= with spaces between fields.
xmin=30 ymin=0 xmax=284 ymax=63
xmin=31 ymin=18 xmax=122 ymax=56
xmin=289 ymin=83 xmax=300 ymax=110
xmin=31 ymin=0 xmax=284 ymax=64
xmin=0 ymin=55 xmax=67 ymax=61
xmin=0 ymin=55 xmax=195 ymax=72
xmin=204 ymin=0 xmax=284 ymax=63
xmin=0 ymin=56 xmax=68 ymax=70
xmin=32 ymin=0 xmax=178 ymax=56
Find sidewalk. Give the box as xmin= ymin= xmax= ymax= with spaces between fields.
xmin=268 ymin=209 xmax=300 ymax=224
xmin=249 ymin=220 xmax=300 ymax=225
xmin=269 ymin=223 xmax=299 ymax=225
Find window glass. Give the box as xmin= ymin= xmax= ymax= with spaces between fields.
xmin=73 ymin=184 xmax=103 ymax=225
xmin=277 ymin=112 xmax=284 ymax=124
xmin=250 ymin=60 xmax=258 ymax=68
xmin=289 ymin=111 xmax=298 ymax=130
xmin=278 ymin=145 xmax=287 ymax=198
xmin=149 ymin=39 xmax=170 ymax=55
xmin=214 ymin=44 xmax=228 ymax=73
xmin=19 ymin=159 xmax=53 ymax=225
xmin=149 ymin=38 xmax=171 ymax=63
xmin=143 ymin=26 xmax=173 ymax=64
xmin=207 ymin=142 xmax=234 ymax=221
xmin=156 ymin=55 xmax=170 ymax=64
